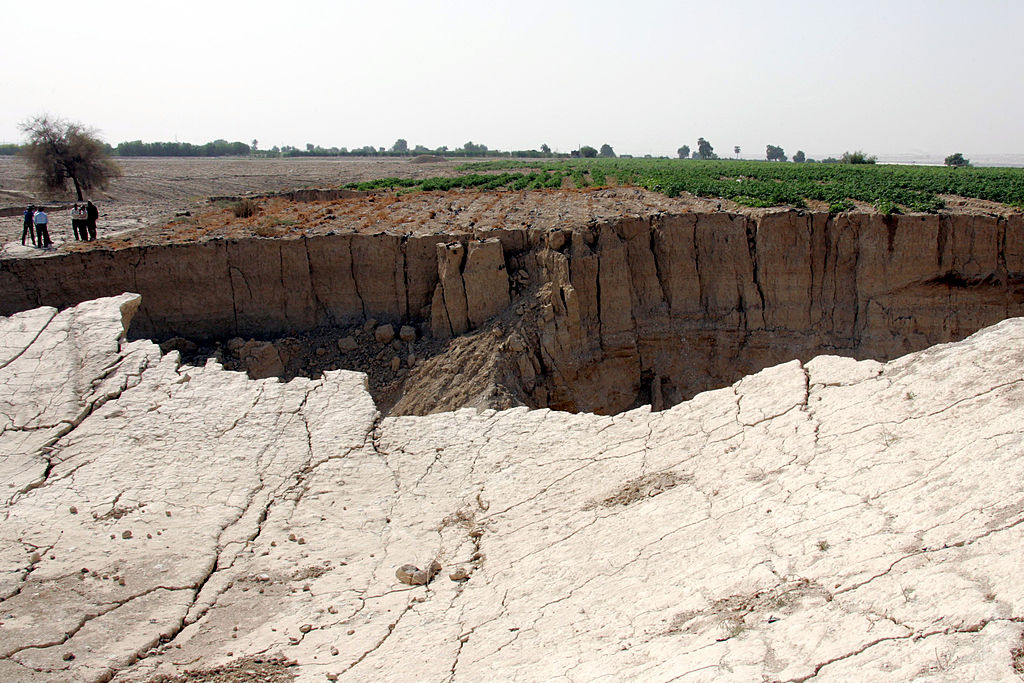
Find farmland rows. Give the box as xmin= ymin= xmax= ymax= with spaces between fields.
xmin=345 ymin=159 xmax=1024 ymax=213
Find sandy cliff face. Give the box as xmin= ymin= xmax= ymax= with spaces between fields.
xmin=2 ymin=210 xmax=1023 ymax=413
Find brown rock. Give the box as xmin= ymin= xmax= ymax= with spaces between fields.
xmin=395 ymin=560 xmax=443 ymax=586
xmin=434 ymin=242 xmax=469 ymax=337
xmin=464 ymin=239 xmax=510 ymax=328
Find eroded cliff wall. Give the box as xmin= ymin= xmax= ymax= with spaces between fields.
xmin=2 ymin=210 xmax=1023 ymax=413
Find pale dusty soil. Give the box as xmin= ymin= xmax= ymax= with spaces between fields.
xmin=0 ymin=156 xmax=470 ymax=255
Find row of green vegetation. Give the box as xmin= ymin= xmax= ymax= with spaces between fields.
xmin=342 ymin=158 xmax=1024 ymax=213
xmin=344 ymin=171 xmax=567 ymax=193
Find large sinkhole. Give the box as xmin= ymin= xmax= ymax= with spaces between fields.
xmin=128 ymin=210 xmax=1024 ymax=417
xmin=4 ymin=209 xmax=1023 ymax=416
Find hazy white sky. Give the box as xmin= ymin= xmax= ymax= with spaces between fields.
xmin=3 ymin=0 xmax=1022 ymax=159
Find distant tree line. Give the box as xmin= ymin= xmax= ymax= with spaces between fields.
xmin=116 ymin=139 xmax=252 ymax=156
xmin=0 ymin=132 xmax=977 ymax=168
xmin=98 ymin=139 xmax=575 ymax=159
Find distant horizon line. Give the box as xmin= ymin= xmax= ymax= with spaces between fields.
xmin=2 ymin=139 xmax=1023 ymax=167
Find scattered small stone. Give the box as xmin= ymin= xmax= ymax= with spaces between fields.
xmin=363 ymin=318 xmax=378 ymax=334
xmin=375 ymin=324 xmax=395 ymax=344
xmin=395 ymin=560 xmax=443 ymax=586
xmin=390 ymin=356 xmax=401 ymax=373
xmin=506 ymin=333 xmax=526 ymax=353
xmin=62 ymin=652 xmax=75 ymax=661
xmin=299 ymin=624 xmax=313 ymax=633
xmin=327 ymin=674 xmax=339 ymax=681
xmin=118 ymin=578 xmax=126 ymax=586
xmin=399 ymin=325 xmax=416 ymax=342
xmin=288 ymin=533 xmax=297 ymax=541
xmin=449 ymin=568 xmax=470 ymax=582
xmin=407 ymin=354 xmax=417 ymax=367
xmin=165 ymin=511 xmax=172 ymax=517
xmin=255 ymin=573 xmax=271 ymax=582
xmin=337 ymin=336 xmax=358 ymax=352
xmin=122 ymin=530 xmax=133 ymax=539
xmin=69 ymin=506 xmax=78 ymax=514
xmin=347 ymin=629 xmax=355 ymax=636
xmin=298 ymin=537 xmax=306 ymax=545
xmin=330 ymin=646 xmax=339 ymax=655
xmin=29 ymin=552 xmax=40 ymax=563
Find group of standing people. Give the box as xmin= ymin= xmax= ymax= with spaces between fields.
xmin=21 ymin=201 xmax=98 ymax=248
xmin=71 ymin=202 xmax=99 ymax=241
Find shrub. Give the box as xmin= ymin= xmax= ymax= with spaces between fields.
xmin=232 ymin=198 xmax=258 ymax=218
xmin=840 ymin=150 xmax=877 ymax=165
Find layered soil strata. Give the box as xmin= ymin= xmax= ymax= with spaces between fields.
xmin=2 ymin=190 xmax=1023 ymax=414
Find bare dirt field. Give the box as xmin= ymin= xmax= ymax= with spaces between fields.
xmin=0 ymin=156 xmax=470 ymax=255
xmin=0 ymin=155 xmax=736 ymax=255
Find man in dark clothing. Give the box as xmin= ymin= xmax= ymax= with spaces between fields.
xmin=85 ymin=201 xmax=99 ymax=240
xmin=22 ymin=206 xmax=36 ymax=246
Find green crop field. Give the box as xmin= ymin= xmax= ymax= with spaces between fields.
xmin=343 ymin=159 xmax=1024 ymax=214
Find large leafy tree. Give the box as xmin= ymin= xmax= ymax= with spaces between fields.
xmin=677 ymin=145 xmax=690 ymax=159
xmin=944 ymin=152 xmax=970 ymax=167
xmin=696 ymin=137 xmax=715 ymax=160
xmin=766 ymin=144 xmax=787 ymax=162
xmin=19 ymin=115 xmax=120 ymax=201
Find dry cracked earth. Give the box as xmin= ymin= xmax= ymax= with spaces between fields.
xmin=1 ymin=293 xmax=1023 ymax=681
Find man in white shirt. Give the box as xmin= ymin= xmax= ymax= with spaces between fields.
xmin=33 ymin=208 xmax=52 ymax=248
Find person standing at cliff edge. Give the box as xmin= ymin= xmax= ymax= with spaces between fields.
xmin=33 ymin=207 xmax=52 ymax=248
xmin=21 ymin=205 xmax=36 ymax=246
xmin=71 ymin=203 xmax=85 ymax=241
xmin=85 ymin=200 xmax=99 ymax=240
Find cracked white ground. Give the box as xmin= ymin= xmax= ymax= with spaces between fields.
xmin=1 ymin=293 xmax=1022 ymax=682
